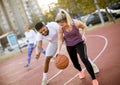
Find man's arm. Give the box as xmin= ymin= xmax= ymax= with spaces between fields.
xmin=36 ymin=40 xmax=42 ymax=60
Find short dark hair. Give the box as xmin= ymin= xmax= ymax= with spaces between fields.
xmin=35 ymin=22 xmax=44 ymax=31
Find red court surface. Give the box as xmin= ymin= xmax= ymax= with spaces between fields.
xmin=0 ymin=22 xmax=120 ymax=85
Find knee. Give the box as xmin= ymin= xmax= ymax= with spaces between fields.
xmin=81 ymin=58 xmax=89 ymax=64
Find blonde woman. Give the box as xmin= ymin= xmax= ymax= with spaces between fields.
xmin=55 ymin=9 xmax=99 ymax=85
xmin=24 ymin=25 xmax=45 ymax=68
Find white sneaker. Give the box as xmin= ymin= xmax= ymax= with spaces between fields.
xmin=41 ymin=78 xmax=48 ymax=85
xmin=92 ymin=64 xmax=100 ymax=74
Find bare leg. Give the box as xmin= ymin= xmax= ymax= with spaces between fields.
xmin=41 ymin=56 xmax=52 ymax=85
xmin=44 ymin=56 xmax=52 ymax=73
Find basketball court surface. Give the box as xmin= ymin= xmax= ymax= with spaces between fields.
xmin=0 ymin=22 xmax=120 ymax=85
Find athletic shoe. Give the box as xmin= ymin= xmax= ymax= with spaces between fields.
xmin=24 ymin=64 xmax=30 ymax=68
xmin=92 ymin=79 xmax=99 ymax=85
xmin=79 ymin=71 xmax=85 ymax=79
xmin=92 ymin=64 xmax=100 ymax=74
xmin=41 ymin=78 xmax=48 ymax=85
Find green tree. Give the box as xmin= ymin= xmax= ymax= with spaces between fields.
xmin=57 ymin=0 xmax=96 ymax=17
xmin=57 ymin=0 xmax=119 ymax=15
xmin=0 ymin=26 xmax=7 ymax=49
xmin=30 ymin=13 xmax=41 ymax=28
xmin=42 ymin=6 xmax=57 ymax=24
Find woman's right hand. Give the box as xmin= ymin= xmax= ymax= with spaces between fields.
xmin=82 ymin=35 xmax=87 ymax=43
xmin=55 ymin=51 xmax=60 ymax=58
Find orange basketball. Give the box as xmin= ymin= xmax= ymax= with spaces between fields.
xmin=54 ymin=54 xmax=69 ymax=70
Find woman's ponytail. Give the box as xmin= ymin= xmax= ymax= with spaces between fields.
xmin=59 ymin=9 xmax=72 ymax=27
xmin=55 ymin=9 xmax=73 ymax=27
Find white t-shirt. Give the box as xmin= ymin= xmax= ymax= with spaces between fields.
xmin=24 ymin=29 xmax=37 ymax=44
xmin=37 ymin=22 xmax=59 ymax=43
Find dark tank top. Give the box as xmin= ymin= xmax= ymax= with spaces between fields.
xmin=62 ymin=22 xmax=83 ymax=46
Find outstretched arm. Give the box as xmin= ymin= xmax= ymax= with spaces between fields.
xmin=57 ymin=27 xmax=64 ymax=55
xmin=36 ymin=40 xmax=42 ymax=59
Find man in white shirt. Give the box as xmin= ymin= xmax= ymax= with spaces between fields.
xmin=35 ymin=22 xmax=59 ymax=85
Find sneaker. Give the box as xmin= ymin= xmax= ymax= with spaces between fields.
xmin=79 ymin=71 xmax=85 ymax=79
xmin=92 ymin=79 xmax=99 ymax=85
xmin=92 ymin=64 xmax=99 ymax=74
xmin=41 ymin=78 xmax=48 ymax=85
xmin=24 ymin=64 xmax=30 ymax=68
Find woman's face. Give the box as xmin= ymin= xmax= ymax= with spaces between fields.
xmin=38 ymin=26 xmax=49 ymax=36
xmin=25 ymin=25 xmax=30 ymax=31
xmin=58 ymin=22 xmax=67 ymax=28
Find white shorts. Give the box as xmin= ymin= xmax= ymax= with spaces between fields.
xmin=45 ymin=42 xmax=58 ymax=57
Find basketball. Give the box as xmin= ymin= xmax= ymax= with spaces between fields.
xmin=54 ymin=54 xmax=69 ymax=70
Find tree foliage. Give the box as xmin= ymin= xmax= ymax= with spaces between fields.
xmin=57 ymin=0 xmax=119 ymax=15
xmin=30 ymin=13 xmax=41 ymax=28
xmin=57 ymin=0 xmax=96 ymax=15
xmin=41 ymin=6 xmax=57 ymax=24
xmin=40 ymin=0 xmax=119 ymax=23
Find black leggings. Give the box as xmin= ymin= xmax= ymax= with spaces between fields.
xmin=66 ymin=41 xmax=96 ymax=79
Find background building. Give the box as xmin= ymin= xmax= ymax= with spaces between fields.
xmin=0 ymin=0 xmax=43 ymax=37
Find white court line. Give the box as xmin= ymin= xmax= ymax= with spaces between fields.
xmin=48 ymin=70 xmax=63 ymax=82
xmin=48 ymin=35 xmax=108 ymax=83
xmin=64 ymin=35 xmax=108 ymax=85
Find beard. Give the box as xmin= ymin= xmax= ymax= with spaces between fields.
xmin=43 ymin=30 xmax=49 ymax=36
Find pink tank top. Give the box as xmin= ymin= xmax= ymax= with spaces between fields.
xmin=62 ymin=22 xmax=83 ymax=46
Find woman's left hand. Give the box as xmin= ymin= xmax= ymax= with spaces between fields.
xmin=82 ymin=35 xmax=87 ymax=43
